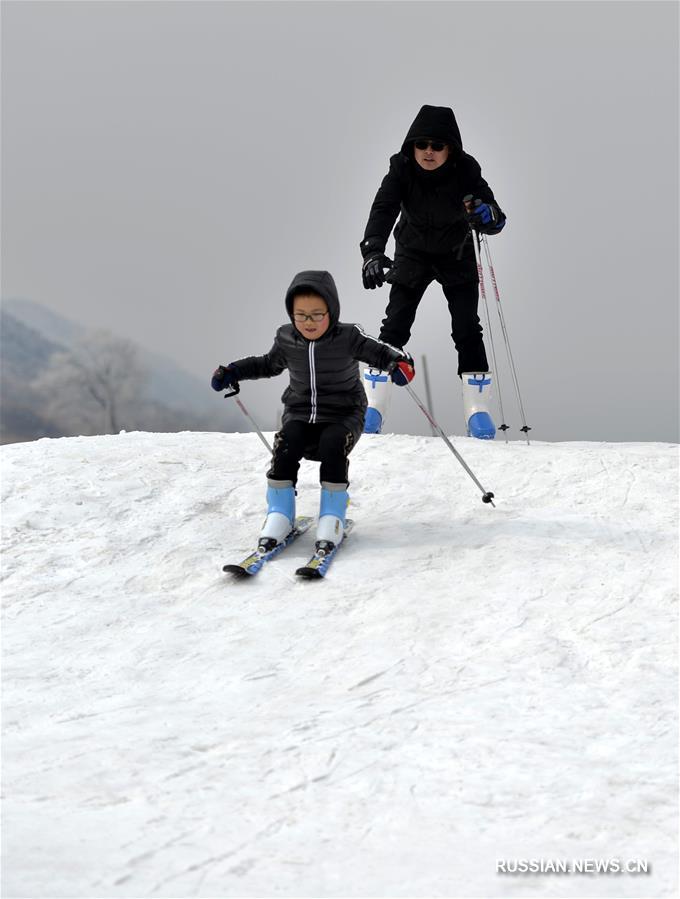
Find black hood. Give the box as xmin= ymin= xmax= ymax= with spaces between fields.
xmin=285 ymin=270 xmax=340 ymax=329
xmin=401 ymin=104 xmax=464 ymax=157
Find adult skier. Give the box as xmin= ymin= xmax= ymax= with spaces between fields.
xmin=211 ymin=270 xmax=414 ymax=574
xmin=359 ymin=104 xmax=506 ymax=438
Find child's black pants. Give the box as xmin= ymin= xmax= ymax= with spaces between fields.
xmin=267 ymin=421 xmax=356 ymax=486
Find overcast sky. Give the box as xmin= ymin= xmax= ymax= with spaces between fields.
xmin=2 ymin=0 xmax=678 ymax=442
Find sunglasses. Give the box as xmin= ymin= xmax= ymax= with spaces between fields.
xmin=414 ymin=140 xmax=446 ymax=152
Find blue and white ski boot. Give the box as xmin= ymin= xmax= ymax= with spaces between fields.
xmin=462 ymin=372 xmax=496 ymax=440
xmin=316 ymin=482 xmax=349 ymax=545
xmin=363 ymin=367 xmax=392 ymax=434
xmin=294 ymin=483 xmax=351 ymax=578
xmin=259 ymin=479 xmax=296 ymax=550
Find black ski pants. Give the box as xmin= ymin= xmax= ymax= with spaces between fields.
xmin=380 ymin=279 xmax=489 ymax=376
xmin=267 ymin=420 xmax=356 ymax=487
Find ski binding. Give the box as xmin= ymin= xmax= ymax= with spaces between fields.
xmin=223 ymin=516 xmax=314 ymax=578
xmin=295 ymin=519 xmax=354 ymax=579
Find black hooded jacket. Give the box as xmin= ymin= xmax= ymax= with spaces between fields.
xmin=361 ymin=105 xmax=506 ymax=260
xmin=229 ymin=271 xmax=405 ymax=438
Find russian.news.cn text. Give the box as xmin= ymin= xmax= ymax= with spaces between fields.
xmin=496 ymin=859 xmax=651 ymax=876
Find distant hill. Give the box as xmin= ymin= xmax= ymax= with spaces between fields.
xmin=0 ymin=312 xmax=66 ymax=442
xmin=3 ymin=297 xmax=222 ymax=417
xmin=2 ymin=297 xmax=84 ymax=349
xmin=1 ymin=299 xmax=238 ymax=443
xmin=1 ymin=307 xmax=65 ymax=378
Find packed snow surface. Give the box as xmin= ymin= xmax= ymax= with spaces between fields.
xmin=2 ymin=431 xmax=678 ymax=898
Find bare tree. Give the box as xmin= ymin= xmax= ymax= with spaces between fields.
xmin=35 ymin=331 xmax=146 ymax=436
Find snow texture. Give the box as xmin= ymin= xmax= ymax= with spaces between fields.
xmin=1 ymin=431 xmax=678 ymax=898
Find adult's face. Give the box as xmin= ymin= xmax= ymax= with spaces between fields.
xmin=413 ymin=139 xmax=450 ymax=171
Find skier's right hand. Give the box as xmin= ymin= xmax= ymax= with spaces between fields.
xmin=211 ymin=364 xmax=238 ymax=391
xmin=362 ymin=253 xmax=392 ymax=290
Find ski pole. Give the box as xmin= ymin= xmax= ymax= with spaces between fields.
xmin=223 ymin=383 xmax=272 ymax=454
xmin=480 ymin=233 xmax=532 ymax=443
xmin=463 ymin=196 xmax=509 ymax=438
xmin=404 ymin=382 xmax=495 ymax=506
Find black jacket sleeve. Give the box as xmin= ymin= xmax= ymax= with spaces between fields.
xmin=349 ymin=325 xmax=405 ymax=371
xmin=230 ymin=336 xmax=287 ymax=380
xmin=360 ymin=155 xmax=405 ymax=258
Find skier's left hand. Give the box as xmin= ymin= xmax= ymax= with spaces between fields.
xmin=211 ymin=364 xmax=238 ymax=391
xmin=464 ymin=198 xmax=505 ymax=233
xmin=390 ymin=353 xmax=415 ymax=386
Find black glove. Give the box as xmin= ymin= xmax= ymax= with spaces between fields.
xmin=211 ymin=364 xmax=238 ymax=391
xmin=362 ymin=252 xmax=393 ymax=290
xmin=390 ymin=352 xmax=416 ymax=386
xmin=464 ymin=196 xmax=506 ymax=234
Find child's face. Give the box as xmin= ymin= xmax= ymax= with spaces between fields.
xmin=292 ymin=293 xmax=330 ymax=340
xmin=414 ymin=139 xmax=450 ymax=171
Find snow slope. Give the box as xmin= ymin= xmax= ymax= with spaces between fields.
xmin=1 ymin=431 xmax=678 ymax=898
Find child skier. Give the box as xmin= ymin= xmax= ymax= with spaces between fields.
xmin=359 ymin=104 xmax=506 ymax=439
xmin=211 ymin=270 xmax=415 ymax=565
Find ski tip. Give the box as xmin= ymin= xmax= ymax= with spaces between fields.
xmin=295 ymin=566 xmax=325 ymax=579
xmin=222 ymin=564 xmax=253 ymax=578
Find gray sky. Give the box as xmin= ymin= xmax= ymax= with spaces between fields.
xmin=2 ymin=0 xmax=678 ymax=442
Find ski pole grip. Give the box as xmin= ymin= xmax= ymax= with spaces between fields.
xmin=463 ymin=194 xmax=478 ymax=212
xmin=223 ymin=382 xmax=241 ymax=399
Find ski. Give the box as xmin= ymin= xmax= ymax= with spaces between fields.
xmin=223 ymin=516 xmax=314 ymax=578
xmin=295 ymin=519 xmax=354 ymax=580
